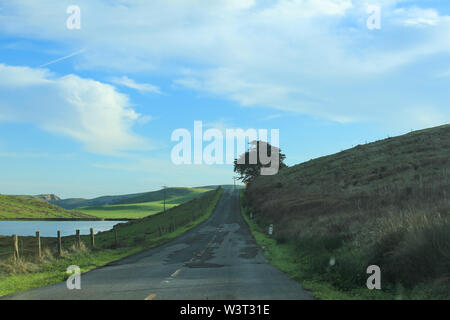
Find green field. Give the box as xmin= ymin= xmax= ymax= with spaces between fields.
xmin=113 ymin=187 xmax=212 ymax=205
xmin=77 ymin=187 xmax=211 ymax=219
xmin=77 ymin=201 xmax=177 ymax=219
xmin=0 ymin=188 xmax=223 ymax=296
xmin=0 ymin=195 xmax=94 ymax=220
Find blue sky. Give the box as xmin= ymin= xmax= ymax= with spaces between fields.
xmin=0 ymin=0 xmax=449 ymax=198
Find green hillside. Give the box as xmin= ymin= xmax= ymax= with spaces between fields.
xmin=199 ymin=185 xmax=245 ymax=190
xmin=244 ymin=124 xmax=450 ymax=299
xmin=114 ymin=187 xmax=211 ymax=205
xmin=77 ymin=201 xmax=176 ymax=219
xmin=0 ymin=195 xmax=95 ymax=220
xmin=78 ymin=187 xmax=211 ymax=219
xmin=49 ymin=192 xmax=147 ymax=210
xmin=49 ymin=187 xmax=218 ymax=210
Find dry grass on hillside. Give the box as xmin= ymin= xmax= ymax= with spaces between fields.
xmin=245 ymin=124 xmax=450 ymax=296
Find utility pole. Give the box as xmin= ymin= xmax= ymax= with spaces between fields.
xmin=162 ymin=186 xmax=167 ymax=213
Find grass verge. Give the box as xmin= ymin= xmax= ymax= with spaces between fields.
xmin=0 ymin=188 xmax=223 ymax=297
xmin=240 ymin=190 xmax=449 ymax=300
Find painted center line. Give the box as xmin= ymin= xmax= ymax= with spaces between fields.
xmin=171 ymin=269 xmax=182 ymax=277
xmin=145 ymin=293 xmax=157 ymax=300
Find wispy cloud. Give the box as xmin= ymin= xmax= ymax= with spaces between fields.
xmin=110 ymin=76 xmax=162 ymax=94
xmin=259 ymin=114 xmax=282 ymax=121
xmin=38 ymin=49 xmax=86 ymax=67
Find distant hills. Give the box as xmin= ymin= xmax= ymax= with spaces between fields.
xmin=26 ymin=185 xmax=241 ymax=210
xmin=76 ymin=187 xmax=215 ymax=219
xmin=49 ymin=192 xmax=148 ymax=210
xmin=0 ymin=186 xmax=238 ymax=220
xmin=113 ymin=187 xmax=211 ymax=205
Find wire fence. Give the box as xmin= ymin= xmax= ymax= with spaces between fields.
xmin=1 ymin=215 xmax=208 ymax=261
xmin=0 ymin=229 xmax=97 ymax=262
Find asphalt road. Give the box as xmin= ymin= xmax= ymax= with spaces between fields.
xmin=3 ymin=189 xmax=313 ymax=300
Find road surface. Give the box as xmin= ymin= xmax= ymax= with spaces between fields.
xmin=3 ymin=190 xmax=313 ymax=300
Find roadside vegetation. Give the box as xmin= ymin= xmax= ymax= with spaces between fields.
xmin=0 ymin=187 xmax=223 ymax=297
xmin=0 ymin=195 xmax=95 ymax=220
xmin=242 ymin=124 xmax=450 ymax=300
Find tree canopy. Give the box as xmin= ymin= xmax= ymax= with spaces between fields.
xmin=233 ymin=140 xmax=287 ymax=183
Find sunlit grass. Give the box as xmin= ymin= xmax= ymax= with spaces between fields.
xmin=77 ymin=188 xmax=212 ymax=219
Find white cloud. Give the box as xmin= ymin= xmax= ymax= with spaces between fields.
xmin=0 ymin=1 xmax=450 ymax=128
xmin=0 ymin=64 xmax=149 ymax=154
xmin=110 ymin=76 xmax=162 ymax=94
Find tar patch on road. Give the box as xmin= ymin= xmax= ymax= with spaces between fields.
xmin=239 ymin=246 xmax=259 ymax=259
xmin=185 ymin=262 xmax=225 ymax=268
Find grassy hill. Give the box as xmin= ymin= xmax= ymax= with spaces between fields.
xmin=199 ymin=185 xmax=245 ymax=190
xmin=114 ymin=187 xmax=211 ymax=205
xmin=77 ymin=187 xmax=212 ymax=219
xmin=243 ymin=124 xmax=450 ymax=299
xmin=77 ymin=201 xmax=176 ymax=219
xmin=0 ymin=196 xmax=95 ymax=220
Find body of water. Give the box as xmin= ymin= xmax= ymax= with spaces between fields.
xmin=0 ymin=221 xmax=127 ymax=237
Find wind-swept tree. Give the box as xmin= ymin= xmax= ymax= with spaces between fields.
xmin=233 ymin=140 xmax=287 ymax=183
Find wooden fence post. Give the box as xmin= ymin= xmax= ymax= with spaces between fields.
xmin=76 ymin=229 xmax=81 ymax=249
xmin=90 ymin=228 xmax=95 ymax=249
xmin=36 ymin=231 xmax=41 ymax=258
xmin=13 ymin=234 xmax=19 ymax=261
xmin=57 ymin=231 xmax=62 ymax=257
xmin=114 ymin=228 xmax=118 ymax=247
xmin=158 ymin=226 xmax=162 ymax=237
